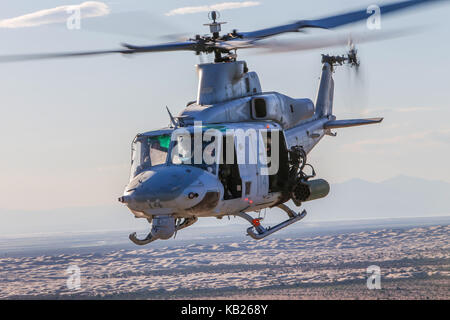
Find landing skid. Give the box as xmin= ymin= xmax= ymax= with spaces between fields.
xmin=129 ymin=216 xmax=198 ymax=245
xmin=235 ymin=203 xmax=307 ymax=240
xmin=129 ymin=231 xmax=154 ymax=245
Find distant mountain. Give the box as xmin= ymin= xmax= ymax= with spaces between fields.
xmin=302 ymin=175 xmax=450 ymax=221
xmin=0 ymin=175 xmax=449 ymax=235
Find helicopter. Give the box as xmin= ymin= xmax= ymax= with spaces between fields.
xmin=1 ymin=0 xmax=445 ymax=245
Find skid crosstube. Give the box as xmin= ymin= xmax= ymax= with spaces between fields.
xmin=235 ymin=204 xmax=307 ymax=240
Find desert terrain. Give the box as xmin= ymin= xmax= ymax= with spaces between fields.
xmin=0 ymin=221 xmax=448 ymax=299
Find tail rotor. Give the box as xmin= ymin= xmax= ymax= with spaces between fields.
xmin=344 ymin=36 xmax=368 ymax=116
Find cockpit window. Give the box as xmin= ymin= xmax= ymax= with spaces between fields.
xmin=170 ymin=132 xmax=219 ymax=175
xmin=130 ymin=134 xmax=170 ymax=178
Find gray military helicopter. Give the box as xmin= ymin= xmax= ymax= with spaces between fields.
xmin=1 ymin=0 xmax=445 ymax=244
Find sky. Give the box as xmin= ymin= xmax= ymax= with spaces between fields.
xmin=0 ymin=0 xmax=449 ymax=219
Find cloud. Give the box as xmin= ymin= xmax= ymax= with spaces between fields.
xmin=165 ymin=1 xmax=260 ymax=16
xmin=0 ymin=1 xmax=110 ymax=29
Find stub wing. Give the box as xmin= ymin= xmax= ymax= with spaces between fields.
xmin=323 ymin=117 xmax=383 ymax=129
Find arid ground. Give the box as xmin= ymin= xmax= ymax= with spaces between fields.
xmin=0 ymin=223 xmax=448 ymax=299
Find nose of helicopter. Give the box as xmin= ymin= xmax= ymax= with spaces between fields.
xmin=118 ymin=165 xmax=214 ymax=213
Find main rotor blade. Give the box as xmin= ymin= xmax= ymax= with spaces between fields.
xmin=240 ymin=28 xmax=417 ymax=54
xmin=237 ymin=0 xmax=444 ymax=39
xmin=0 ymin=49 xmax=131 ymax=63
xmin=0 ymin=41 xmax=199 ymax=63
xmin=122 ymin=41 xmax=199 ymax=53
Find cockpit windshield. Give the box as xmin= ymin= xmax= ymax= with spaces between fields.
xmin=130 ymin=134 xmax=171 ymax=178
xmin=170 ymin=132 xmax=220 ymax=175
xmin=130 ymin=130 xmax=221 ymax=179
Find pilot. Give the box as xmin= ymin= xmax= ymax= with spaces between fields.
xmin=150 ymin=138 xmax=161 ymax=151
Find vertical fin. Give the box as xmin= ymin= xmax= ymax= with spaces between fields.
xmin=315 ymin=62 xmax=334 ymax=117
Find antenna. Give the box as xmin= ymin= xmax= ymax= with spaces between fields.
xmin=204 ymin=10 xmax=226 ymax=39
xmin=166 ymin=106 xmax=178 ymax=128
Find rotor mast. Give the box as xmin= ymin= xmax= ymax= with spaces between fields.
xmin=203 ymin=11 xmax=229 ymax=63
